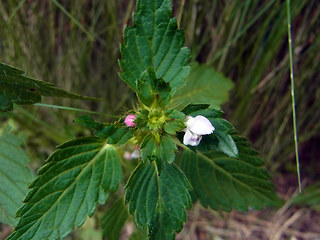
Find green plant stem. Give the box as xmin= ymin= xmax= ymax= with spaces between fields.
xmin=34 ymin=103 xmax=117 ymax=118
xmin=287 ymin=0 xmax=301 ymax=193
xmin=50 ymin=0 xmax=94 ymax=41
xmin=177 ymin=0 xmax=186 ymax=28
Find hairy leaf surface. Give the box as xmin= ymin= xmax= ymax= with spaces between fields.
xmin=170 ymin=62 xmax=234 ymax=109
xmin=125 ymin=161 xmax=192 ymax=239
xmin=119 ymin=0 xmax=190 ymax=93
xmin=0 ymin=62 xmax=98 ymax=111
xmin=0 ymin=131 xmax=34 ymax=225
xmin=180 ymin=137 xmax=282 ymax=212
xmin=8 ymin=137 xmax=122 ymax=240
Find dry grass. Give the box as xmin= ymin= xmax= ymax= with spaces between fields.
xmin=174 ymin=176 xmax=320 ymax=240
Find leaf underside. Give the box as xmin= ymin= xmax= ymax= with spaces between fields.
xmin=101 ymin=198 xmax=129 ymax=240
xmin=119 ymin=0 xmax=190 ymax=93
xmin=180 ymin=135 xmax=282 ymax=212
xmin=125 ymin=161 xmax=192 ymax=240
xmin=0 ymin=131 xmax=34 ymax=225
xmin=8 ymin=137 xmax=122 ymax=240
xmin=0 ymin=62 xmax=98 ymax=112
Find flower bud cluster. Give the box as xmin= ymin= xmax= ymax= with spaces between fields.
xmin=125 ymin=112 xmax=215 ymax=147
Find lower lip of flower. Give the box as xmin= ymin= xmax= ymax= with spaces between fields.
xmin=190 ymin=136 xmax=200 ymax=142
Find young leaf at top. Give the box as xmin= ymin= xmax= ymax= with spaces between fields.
xmin=137 ymin=67 xmax=171 ymax=107
xmin=125 ymin=161 xmax=192 ymax=239
xmin=8 ymin=137 xmax=122 ymax=240
xmin=0 ymin=62 xmax=99 ymax=112
xmin=101 ymin=198 xmax=129 ymax=240
xmin=180 ymin=136 xmax=282 ymax=212
xmin=0 ymin=130 xmax=34 ymax=225
xmin=119 ymin=0 xmax=190 ymax=93
xmin=169 ymin=62 xmax=234 ymax=110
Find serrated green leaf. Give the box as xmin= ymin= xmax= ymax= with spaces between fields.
xmin=181 ymin=104 xmax=210 ymax=116
xmin=107 ymin=127 xmax=135 ymax=145
xmin=119 ymin=0 xmax=190 ymax=93
xmin=163 ymin=109 xmax=185 ymax=135
xmin=101 ymin=198 xmax=129 ymax=240
xmin=180 ymin=137 xmax=282 ymax=212
xmin=74 ymin=115 xmax=106 ymax=132
xmin=231 ymin=135 xmax=264 ymax=166
xmin=8 ymin=137 xmax=122 ymax=240
xmin=0 ymin=62 xmax=99 ymax=112
xmin=210 ymin=118 xmax=234 ymax=133
xmin=214 ymin=130 xmax=239 ymax=158
xmin=0 ymin=131 xmax=34 ymax=225
xmin=170 ymin=62 xmax=234 ymax=109
xmin=74 ymin=115 xmax=134 ymax=145
xmin=137 ymin=68 xmax=171 ymax=107
xmin=125 ymin=161 xmax=192 ymax=239
xmin=141 ymin=134 xmax=177 ymax=164
xmin=182 ymin=104 xmax=223 ymax=118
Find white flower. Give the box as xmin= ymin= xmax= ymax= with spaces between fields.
xmin=183 ymin=116 xmax=215 ymax=146
xmin=124 ymin=149 xmax=140 ymax=160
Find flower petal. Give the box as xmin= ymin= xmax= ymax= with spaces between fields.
xmin=189 ymin=115 xmax=214 ymax=135
xmin=185 ymin=116 xmax=195 ymax=129
xmin=130 ymin=149 xmax=140 ymax=159
xmin=123 ymin=149 xmax=140 ymax=160
xmin=124 ymin=114 xmax=136 ymax=127
xmin=183 ymin=129 xmax=202 ymax=146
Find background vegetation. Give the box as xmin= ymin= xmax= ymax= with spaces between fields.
xmin=0 ymin=0 xmax=319 ymax=239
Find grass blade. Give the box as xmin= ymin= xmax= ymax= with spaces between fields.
xmin=287 ymin=0 xmax=301 ymax=193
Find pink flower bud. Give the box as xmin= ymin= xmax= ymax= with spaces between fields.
xmin=124 ymin=114 xmax=136 ymax=127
